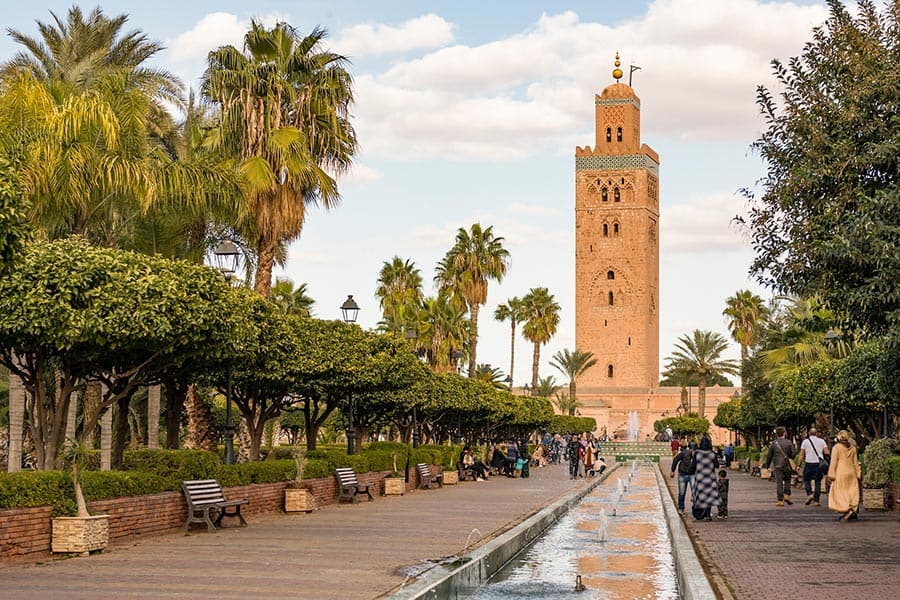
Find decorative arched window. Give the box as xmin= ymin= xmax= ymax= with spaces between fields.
xmin=602 ymin=224 xmax=609 ymax=237
xmin=601 ymin=188 xmax=608 ymax=202
xmin=607 ymin=270 xmax=614 ymax=280
xmin=614 ymin=187 xmax=621 ymax=202
xmin=606 ymin=127 xmax=612 ymax=142
xmin=616 ymin=127 xmax=623 ymax=142
xmin=628 ymin=336 xmax=631 ymax=346
xmin=608 ymin=291 xmax=614 ymax=306
xmin=607 ymin=364 xmax=614 ymax=378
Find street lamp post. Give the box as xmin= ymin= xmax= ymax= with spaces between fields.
xmin=824 ymin=329 xmax=838 ymax=437
xmin=214 ymin=238 xmax=241 ymax=465
xmin=340 ymin=294 xmax=360 ymax=454
xmin=451 ymin=350 xmax=463 ymax=375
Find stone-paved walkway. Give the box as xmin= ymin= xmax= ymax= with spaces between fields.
xmin=0 ymin=463 xmax=592 ymax=599
xmin=661 ymin=458 xmax=900 ymax=600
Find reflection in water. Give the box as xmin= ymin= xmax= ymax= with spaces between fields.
xmin=464 ymin=464 xmax=677 ymax=599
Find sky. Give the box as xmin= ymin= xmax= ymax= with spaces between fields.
xmin=1 ymin=0 xmax=835 ymax=387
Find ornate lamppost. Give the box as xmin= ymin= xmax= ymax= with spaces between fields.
xmin=214 ymin=238 xmax=240 ymax=465
xmin=340 ymin=295 xmax=360 ymax=454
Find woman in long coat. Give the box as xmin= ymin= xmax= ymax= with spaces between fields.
xmin=827 ymin=430 xmax=861 ymax=521
xmin=691 ymin=436 xmax=721 ymax=520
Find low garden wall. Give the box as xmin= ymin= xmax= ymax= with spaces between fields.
xmin=0 ymin=465 xmax=442 ymax=562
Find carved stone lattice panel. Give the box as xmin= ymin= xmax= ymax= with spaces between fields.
xmin=596 ymin=97 xmax=641 ymax=110
xmin=576 ymin=154 xmax=659 ymax=176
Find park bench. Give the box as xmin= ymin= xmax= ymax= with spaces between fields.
xmin=334 ymin=467 xmax=374 ymax=503
xmin=181 ymin=479 xmax=249 ymax=532
xmin=457 ymin=461 xmax=477 ymax=482
xmin=416 ymin=463 xmax=443 ymax=489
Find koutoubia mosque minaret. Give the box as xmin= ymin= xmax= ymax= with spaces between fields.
xmin=575 ymin=53 xmax=660 ymax=390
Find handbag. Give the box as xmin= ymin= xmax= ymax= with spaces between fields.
xmin=774 ymin=440 xmax=796 ymax=471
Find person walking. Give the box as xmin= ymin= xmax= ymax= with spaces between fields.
xmin=723 ymin=442 xmax=734 ymax=468
xmin=567 ymin=435 xmax=581 ymax=480
xmin=690 ymin=436 xmax=721 ymax=520
xmin=797 ymin=427 xmax=829 ymax=506
xmin=670 ymin=442 xmax=696 ymax=514
xmin=828 ymin=430 xmax=862 ymax=521
xmin=762 ymin=426 xmax=796 ymax=506
xmin=716 ymin=469 xmax=729 ymax=519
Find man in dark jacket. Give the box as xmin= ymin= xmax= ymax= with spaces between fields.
xmin=670 ymin=443 xmax=696 ymax=514
xmin=763 ymin=426 xmax=797 ymax=506
xmin=567 ymin=436 xmax=581 ymax=479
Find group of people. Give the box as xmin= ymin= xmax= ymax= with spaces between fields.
xmin=762 ymin=425 xmax=862 ymax=521
xmin=671 ymin=425 xmax=863 ymax=523
xmin=566 ymin=432 xmax=607 ymax=479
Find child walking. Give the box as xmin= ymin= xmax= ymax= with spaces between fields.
xmin=717 ymin=469 xmax=729 ymax=519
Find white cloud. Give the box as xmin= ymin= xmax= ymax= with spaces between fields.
xmin=661 ymin=191 xmax=750 ymax=254
xmin=167 ymin=13 xmax=248 ymax=64
xmin=339 ymin=164 xmax=383 ymax=185
xmin=333 ymin=14 xmax=455 ymax=57
xmin=350 ymin=0 xmax=829 ymax=160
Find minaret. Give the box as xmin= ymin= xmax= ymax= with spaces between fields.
xmin=574 ymin=53 xmax=660 ymax=389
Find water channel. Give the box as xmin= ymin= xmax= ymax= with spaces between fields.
xmin=463 ymin=463 xmax=678 ymax=599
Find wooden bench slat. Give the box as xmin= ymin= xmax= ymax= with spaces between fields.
xmin=334 ymin=468 xmax=373 ymax=503
xmin=181 ymin=479 xmax=249 ymax=532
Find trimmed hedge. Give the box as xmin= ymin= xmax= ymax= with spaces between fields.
xmin=0 ymin=444 xmax=462 ymax=513
xmin=889 ymin=455 xmax=900 ymax=483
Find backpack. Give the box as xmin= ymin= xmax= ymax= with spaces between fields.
xmin=677 ymin=450 xmax=694 ymax=474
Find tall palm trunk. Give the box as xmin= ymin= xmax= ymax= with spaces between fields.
xmin=82 ymin=381 xmax=103 ymax=448
xmin=531 ymin=341 xmax=541 ymax=389
xmin=698 ymin=373 xmax=708 ymax=417
xmin=254 ymin=236 xmax=277 ymax=298
xmin=508 ymin=321 xmax=516 ymax=391
xmin=468 ymin=304 xmax=480 ymax=377
xmin=569 ymin=380 xmax=576 ymax=403
xmin=183 ymin=385 xmax=217 ymax=452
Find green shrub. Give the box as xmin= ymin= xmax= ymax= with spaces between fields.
xmin=862 ymin=438 xmax=898 ymax=487
xmin=0 ymin=471 xmax=75 ymax=516
xmin=219 ymin=460 xmax=295 ymax=486
xmin=80 ymin=470 xmax=173 ymax=501
xmin=122 ymin=449 xmax=223 ymax=481
xmin=258 ymin=446 xmax=296 ymax=460
xmin=888 ymin=455 xmax=900 ymax=483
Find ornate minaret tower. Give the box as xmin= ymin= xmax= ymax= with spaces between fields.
xmin=575 ymin=53 xmax=659 ymax=389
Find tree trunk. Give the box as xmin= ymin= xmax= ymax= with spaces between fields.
xmin=112 ymin=395 xmax=132 ymax=470
xmin=164 ymin=379 xmax=187 ymax=449
xmin=237 ymin=419 xmax=252 ymax=463
xmin=468 ymin=304 xmax=479 ymax=377
xmin=531 ymin=341 xmax=541 ymax=389
xmin=569 ymin=381 xmax=576 ymax=403
xmin=183 ymin=385 xmax=217 ymax=452
xmin=81 ymin=382 xmax=102 ymax=448
xmin=508 ymin=322 xmax=516 ymax=390
xmin=698 ymin=374 xmax=707 ymax=418
xmin=254 ymin=236 xmax=276 ymax=299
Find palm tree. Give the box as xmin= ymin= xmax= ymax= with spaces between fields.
xmin=552 ymin=392 xmax=582 ymax=416
xmin=494 ymin=297 xmax=524 ymax=390
xmin=723 ymin=290 xmax=769 ymax=371
xmin=375 ymin=256 xmax=423 ymax=333
xmin=435 ymin=223 xmax=510 ymax=376
xmin=520 ymin=287 xmax=561 ymax=389
xmin=271 ymin=277 xmax=315 ymax=316
xmin=550 ymin=348 xmax=598 ymax=405
xmin=473 ymin=364 xmax=508 ymax=390
xmin=418 ymin=293 xmax=471 ymax=373
xmin=532 ymin=375 xmax=562 ymax=399
xmin=664 ymin=330 xmax=739 ymax=417
xmin=203 ymin=22 xmax=357 ymax=298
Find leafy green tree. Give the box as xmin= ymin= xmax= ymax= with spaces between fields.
xmin=494 ymin=296 xmax=524 ymax=390
xmin=473 ymin=364 xmax=508 ymax=390
xmin=203 ymin=22 xmax=357 ymax=298
xmin=435 ymin=223 xmax=510 ymax=376
xmin=664 ymin=330 xmax=739 ymax=418
xmin=521 ymin=287 xmax=561 ymax=389
xmin=418 ymin=292 xmax=470 ymax=373
xmin=0 ymin=238 xmax=247 ymax=469
xmin=659 ymin=370 xmax=732 ymax=387
xmin=550 ymin=348 xmax=598 ymax=406
xmin=654 ymin=415 xmax=710 ymax=437
xmin=0 ymin=157 xmax=29 ymax=274
xmin=551 ymin=392 xmax=582 ymax=417
xmin=743 ymin=0 xmax=900 ymax=337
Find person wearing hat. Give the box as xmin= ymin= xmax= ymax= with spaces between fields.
xmin=827 ymin=430 xmax=862 ymax=521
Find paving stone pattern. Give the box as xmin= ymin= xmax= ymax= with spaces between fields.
xmin=662 ymin=458 xmax=900 ymax=600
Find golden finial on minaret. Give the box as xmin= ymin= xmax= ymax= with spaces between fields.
xmin=612 ymin=52 xmax=623 ymax=82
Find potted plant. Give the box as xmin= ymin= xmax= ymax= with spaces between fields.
xmin=384 ymin=452 xmax=405 ymax=496
xmin=285 ymin=447 xmax=316 ymax=513
xmin=52 ymin=439 xmax=109 ymax=555
xmin=861 ymin=437 xmax=897 ymax=511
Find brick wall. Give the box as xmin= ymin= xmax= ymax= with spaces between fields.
xmin=0 ymin=465 xmax=442 ymax=563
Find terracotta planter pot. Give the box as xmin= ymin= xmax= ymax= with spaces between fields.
xmin=285 ymin=488 xmax=316 ymax=513
xmin=52 ymin=514 xmax=109 ymax=555
xmin=384 ymin=478 xmax=405 ymax=496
